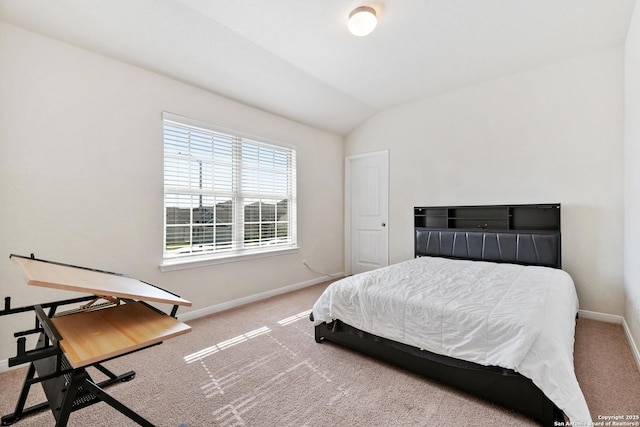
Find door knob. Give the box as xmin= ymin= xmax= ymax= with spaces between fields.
xmin=381 ymin=222 xmax=386 ymax=227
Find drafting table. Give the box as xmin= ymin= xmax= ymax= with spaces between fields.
xmin=1 ymin=254 xmax=192 ymax=427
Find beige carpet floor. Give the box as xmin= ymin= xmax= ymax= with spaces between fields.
xmin=1 ymin=281 xmax=639 ymax=426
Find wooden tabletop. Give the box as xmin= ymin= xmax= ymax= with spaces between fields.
xmin=11 ymin=256 xmax=191 ymax=307
xmin=51 ymin=301 xmax=191 ymax=368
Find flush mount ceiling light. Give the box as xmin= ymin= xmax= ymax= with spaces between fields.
xmin=348 ymin=6 xmax=377 ymax=37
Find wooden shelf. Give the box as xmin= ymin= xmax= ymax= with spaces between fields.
xmin=52 ymin=302 xmax=191 ymax=368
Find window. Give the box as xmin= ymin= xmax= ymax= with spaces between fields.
xmin=163 ymin=113 xmax=296 ymax=265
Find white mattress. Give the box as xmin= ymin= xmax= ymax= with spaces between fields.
xmin=312 ymin=256 xmax=591 ymax=423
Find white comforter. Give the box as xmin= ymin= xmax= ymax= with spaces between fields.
xmin=312 ymin=256 xmax=591 ymax=423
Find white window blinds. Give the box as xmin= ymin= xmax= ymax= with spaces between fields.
xmin=163 ymin=113 xmax=296 ymax=261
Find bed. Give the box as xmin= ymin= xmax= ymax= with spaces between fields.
xmin=311 ymin=204 xmax=590 ymax=426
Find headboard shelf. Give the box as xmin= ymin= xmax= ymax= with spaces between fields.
xmin=414 ymin=204 xmax=561 ymax=268
xmin=414 ymin=204 xmax=559 ymax=231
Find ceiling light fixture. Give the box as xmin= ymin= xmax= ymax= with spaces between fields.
xmin=348 ymin=6 xmax=377 ymax=37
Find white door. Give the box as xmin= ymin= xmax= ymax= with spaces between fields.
xmin=346 ymin=150 xmax=389 ymax=275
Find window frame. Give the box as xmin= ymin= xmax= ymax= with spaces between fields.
xmin=161 ymin=112 xmax=298 ymax=271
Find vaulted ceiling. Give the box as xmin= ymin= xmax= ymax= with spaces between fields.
xmin=0 ymin=0 xmax=635 ymax=135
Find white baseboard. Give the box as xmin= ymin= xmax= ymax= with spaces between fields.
xmin=579 ymin=309 xmax=640 ymax=372
xmin=176 ymin=273 xmax=343 ymax=322
xmin=0 ymin=359 xmax=17 ymax=373
xmin=0 ymin=273 xmax=343 ymax=373
xmin=624 ymin=318 xmax=640 ymax=373
xmin=578 ymin=309 xmax=623 ymax=323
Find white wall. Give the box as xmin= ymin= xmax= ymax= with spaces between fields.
xmin=0 ymin=22 xmax=344 ymax=363
xmin=346 ymin=47 xmax=625 ymax=316
xmin=625 ymin=2 xmax=640 ymax=351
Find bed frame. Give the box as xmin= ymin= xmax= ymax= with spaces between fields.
xmin=313 ymin=204 xmax=565 ymax=426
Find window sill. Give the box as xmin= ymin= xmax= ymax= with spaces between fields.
xmin=159 ymin=246 xmax=300 ymax=272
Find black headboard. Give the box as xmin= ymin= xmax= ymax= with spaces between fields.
xmin=414 ymin=204 xmax=561 ymax=268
